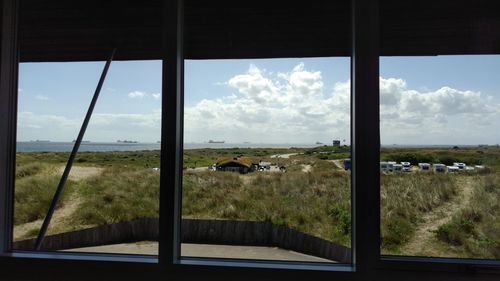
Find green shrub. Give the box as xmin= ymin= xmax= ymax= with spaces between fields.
xmin=436 ymin=223 xmax=464 ymax=245
xmin=328 ymin=205 xmax=351 ymax=235
xmin=382 ymin=152 xmax=436 ymax=165
xmin=382 ymin=217 xmax=413 ymax=249
xmin=436 ymin=213 xmax=476 ymax=246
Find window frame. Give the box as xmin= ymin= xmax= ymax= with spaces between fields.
xmin=1 ymin=0 xmax=500 ymax=280
xmin=0 ymin=0 xmax=18 ymax=257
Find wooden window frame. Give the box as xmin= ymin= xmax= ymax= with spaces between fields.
xmin=0 ymin=0 xmax=499 ymax=280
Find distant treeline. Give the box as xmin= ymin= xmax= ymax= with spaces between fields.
xmin=380 ymin=147 xmax=500 ymax=168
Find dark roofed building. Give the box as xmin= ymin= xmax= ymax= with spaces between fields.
xmin=215 ymin=157 xmax=255 ymax=174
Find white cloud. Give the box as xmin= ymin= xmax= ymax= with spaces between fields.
xmin=128 ymin=91 xmax=146 ymax=99
xmin=380 ymin=78 xmax=406 ymax=106
xmin=90 ymin=111 xmax=161 ymax=129
xmin=185 ymin=64 xmax=500 ymax=145
xmin=16 ymin=64 xmax=500 ymax=145
xmin=185 ymin=63 xmax=350 ymax=144
xmin=35 ymin=94 xmax=50 ymax=101
xmin=17 ymin=110 xmax=161 ymax=142
xmin=227 ymin=64 xmax=282 ymax=105
xmin=18 ymin=112 xmax=80 ymax=130
xmin=378 ymin=77 xmax=499 ymax=144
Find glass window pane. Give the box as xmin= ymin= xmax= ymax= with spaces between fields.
xmin=380 ymin=55 xmax=500 ymax=260
xmin=181 ymin=57 xmax=351 ymax=263
xmin=14 ymin=60 xmax=161 ymax=256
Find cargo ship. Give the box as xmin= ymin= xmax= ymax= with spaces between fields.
xmin=117 ymin=140 xmax=139 ymax=143
xmin=208 ymin=140 xmax=225 ymax=143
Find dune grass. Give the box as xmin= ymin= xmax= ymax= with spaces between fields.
xmin=70 ymin=167 xmax=160 ymax=226
xmin=12 ymin=147 xmax=500 ymax=258
xmin=14 ymin=163 xmax=74 ymax=225
xmin=182 ymin=164 xmax=352 ymax=246
xmin=436 ymin=173 xmax=500 ymax=258
xmin=380 ymin=173 xmax=458 ymax=252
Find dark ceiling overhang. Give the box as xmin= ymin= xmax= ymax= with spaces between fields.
xmin=17 ymin=0 xmax=500 ymax=62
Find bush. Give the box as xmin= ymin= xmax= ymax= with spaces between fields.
xmin=436 ymin=223 xmax=464 ymax=245
xmin=382 ymin=217 xmax=413 ymax=249
xmin=328 ymin=205 xmax=351 ymax=236
xmin=76 ymin=157 xmax=88 ymax=163
xmin=436 ymin=214 xmax=476 ymax=246
xmin=382 ymin=152 xmax=436 ymax=165
xmin=437 ymin=155 xmax=460 ymax=166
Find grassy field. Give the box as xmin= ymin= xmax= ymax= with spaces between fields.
xmin=13 ymin=145 xmax=500 ymax=259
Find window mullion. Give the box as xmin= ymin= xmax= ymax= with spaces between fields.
xmin=160 ymin=0 xmax=184 ymax=267
xmin=351 ymin=0 xmax=380 ymax=274
xmin=0 ymin=0 xmax=19 ymax=255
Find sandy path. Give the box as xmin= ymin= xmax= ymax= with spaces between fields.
xmin=270 ymin=153 xmax=299 ymax=159
xmin=399 ymin=176 xmax=474 ymax=256
xmin=58 ymin=166 xmax=103 ymax=181
xmin=14 ymin=195 xmax=83 ymax=241
xmin=14 ymin=166 xmax=102 ymax=241
xmin=301 ymin=164 xmax=312 ymax=173
xmin=328 ymin=160 xmax=345 ymax=170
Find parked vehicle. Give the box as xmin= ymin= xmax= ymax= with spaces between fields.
xmin=401 ymin=162 xmax=411 ymax=172
xmin=418 ymin=163 xmax=431 ymax=171
xmin=393 ymin=164 xmax=403 ymax=172
xmin=453 ymin=162 xmax=466 ymax=170
xmin=433 ymin=163 xmax=446 ymax=173
xmin=380 ymin=161 xmax=394 ymax=172
xmin=343 ymin=159 xmax=351 ymax=170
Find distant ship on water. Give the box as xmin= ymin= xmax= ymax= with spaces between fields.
xmin=31 ymin=140 xmax=50 ymax=143
xmin=117 ymin=140 xmax=139 ymax=143
xmin=208 ymin=140 xmax=225 ymax=143
xmin=315 ymin=141 xmax=323 ymax=145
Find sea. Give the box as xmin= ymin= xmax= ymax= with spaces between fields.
xmin=16 ymin=142 xmax=491 ymax=153
xmin=16 ymin=142 xmax=320 ymax=152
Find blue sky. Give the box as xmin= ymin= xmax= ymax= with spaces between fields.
xmin=17 ymin=56 xmax=500 ymax=145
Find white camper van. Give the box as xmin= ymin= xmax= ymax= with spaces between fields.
xmin=401 ymin=162 xmax=411 ymax=172
xmin=433 ymin=163 xmax=446 ymax=173
xmin=380 ymin=162 xmax=394 ymax=172
xmin=418 ymin=163 xmax=431 ymax=171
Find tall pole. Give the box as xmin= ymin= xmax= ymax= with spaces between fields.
xmin=34 ymin=49 xmax=116 ymax=250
